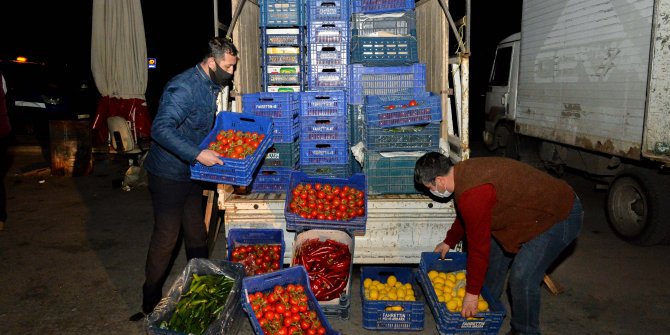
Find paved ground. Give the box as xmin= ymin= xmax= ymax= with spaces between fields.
xmin=1 ymin=143 xmax=669 ymax=335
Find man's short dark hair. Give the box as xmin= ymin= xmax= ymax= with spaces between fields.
xmin=204 ymin=36 xmax=238 ymax=61
xmin=414 ymin=151 xmax=454 ymax=186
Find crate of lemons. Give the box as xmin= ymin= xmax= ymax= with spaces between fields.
xmin=426 ymin=269 xmax=490 ymax=313
xmin=360 ymin=266 xmax=425 ymax=330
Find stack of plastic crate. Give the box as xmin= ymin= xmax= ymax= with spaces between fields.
xmin=299 ymin=90 xmax=350 ymax=177
xmin=260 ymin=0 xmax=306 ymax=92
xmin=243 ymin=92 xmax=300 ymax=193
xmin=298 ymin=0 xmax=350 ymax=178
xmin=347 ymin=0 xmax=441 ymax=194
xmin=306 ymin=0 xmax=350 ymax=91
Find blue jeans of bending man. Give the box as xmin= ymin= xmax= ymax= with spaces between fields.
xmin=485 ymin=196 xmax=583 ymax=335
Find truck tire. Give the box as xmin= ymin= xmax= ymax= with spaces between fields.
xmin=606 ymin=169 xmax=670 ymax=246
xmin=488 ymin=122 xmax=519 ymax=159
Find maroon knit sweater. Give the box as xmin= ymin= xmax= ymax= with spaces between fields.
xmin=444 ymin=157 xmax=574 ymax=295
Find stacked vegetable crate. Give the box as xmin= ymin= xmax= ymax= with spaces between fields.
xmin=306 ymin=0 xmax=349 ymax=91
xmin=242 ymin=92 xmax=300 ymax=193
xmin=261 ymin=0 xmax=306 ymax=92
xmin=347 ymin=0 xmax=440 ymax=195
xmin=299 ymin=91 xmax=350 ymax=177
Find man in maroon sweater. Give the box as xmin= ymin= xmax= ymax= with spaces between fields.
xmin=415 ymin=152 xmax=583 ymax=335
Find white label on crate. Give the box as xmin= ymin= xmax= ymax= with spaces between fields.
xmin=461 ymin=321 xmax=486 ymax=329
xmin=381 ymin=312 xmax=407 ymax=321
xmin=266 ymin=152 xmax=280 ymax=159
xmin=267 ymin=28 xmax=300 ymax=35
xmin=267 ymin=86 xmax=301 ymax=92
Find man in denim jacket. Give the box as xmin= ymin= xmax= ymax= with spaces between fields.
xmin=135 ymin=37 xmax=237 ymax=318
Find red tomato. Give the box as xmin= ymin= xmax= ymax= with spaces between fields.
xmin=408 ymin=99 xmax=418 ymax=106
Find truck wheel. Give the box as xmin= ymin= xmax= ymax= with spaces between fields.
xmin=607 ymin=169 xmax=670 ymax=245
xmin=491 ymin=123 xmax=519 ymax=159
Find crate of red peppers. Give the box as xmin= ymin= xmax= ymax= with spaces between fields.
xmin=292 ymin=229 xmax=354 ymax=320
xmin=227 ymin=228 xmax=285 ymax=276
xmin=190 ymin=112 xmax=274 ymax=186
xmin=241 ymin=266 xmax=340 ymax=335
xmin=284 ymin=171 xmax=367 ymax=234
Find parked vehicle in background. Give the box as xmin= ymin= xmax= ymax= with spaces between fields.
xmin=0 ymin=57 xmax=98 ymax=146
xmin=483 ymin=0 xmax=670 ymax=245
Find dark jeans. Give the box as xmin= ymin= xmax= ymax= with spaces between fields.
xmin=485 ymin=195 xmax=583 ymax=335
xmin=142 ymin=173 xmax=209 ymax=314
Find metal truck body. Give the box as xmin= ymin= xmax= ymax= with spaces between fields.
xmin=484 ymin=0 xmax=670 ymax=245
xmin=216 ymin=0 xmax=472 ymax=263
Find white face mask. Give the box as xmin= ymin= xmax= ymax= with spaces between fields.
xmin=429 ymin=179 xmax=452 ymax=198
xmin=430 ymin=188 xmax=452 ymax=198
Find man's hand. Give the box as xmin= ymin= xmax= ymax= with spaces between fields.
xmin=461 ymin=292 xmax=480 ymax=318
xmin=434 ymin=242 xmax=451 ymax=259
xmin=196 ymin=149 xmax=223 ymax=166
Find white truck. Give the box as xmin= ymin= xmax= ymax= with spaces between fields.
xmin=206 ymin=0 xmax=472 ymax=264
xmin=483 ymin=0 xmax=670 ymax=245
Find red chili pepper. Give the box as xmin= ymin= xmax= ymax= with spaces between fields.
xmin=319 ymin=277 xmax=348 ymax=301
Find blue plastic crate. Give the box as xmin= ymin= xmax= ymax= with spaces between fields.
xmin=262 ymin=27 xmax=303 ymax=46
xmin=360 ymin=266 xmax=425 ymax=331
xmin=263 ymin=141 xmax=300 ymax=168
xmin=351 ymin=11 xmax=417 ymax=37
xmin=300 ymin=115 xmax=347 ymax=141
xmin=349 ymin=63 xmax=426 ymax=105
xmin=250 ymin=166 xmax=294 ymax=193
xmin=365 ymin=122 xmax=441 ymax=152
xmin=301 ymin=163 xmax=351 ymax=178
xmin=365 ymin=92 xmax=442 ymax=128
xmin=308 ymin=43 xmax=349 ymax=66
xmin=307 ymin=64 xmax=348 ymax=90
xmin=352 ymin=0 xmax=415 ymax=14
xmin=300 ymin=140 xmax=349 ymax=164
xmin=260 ymin=0 xmax=303 ymax=27
xmin=300 ymin=91 xmax=347 ymax=117
xmin=264 ymin=65 xmax=303 ymax=85
xmin=264 ymin=51 xmax=303 ymax=66
xmin=272 ymin=114 xmax=300 ymax=143
xmin=417 ymin=252 xmax=506 ymax=335
xmin=242 ymin=92 xmax=299 ymax=118
xmin=227 ymin=228 xmax=285 ymax=274
xmin=350 ymin=35 xmax=419 ymax=66
xmin=308 ymin=0 xmax=349 ymax=22
xmin=308 ymin=21 xmax=349 ymax=44
xmin=364 ymin=151 xmax=420 ymax=195
xmin=190 ymin=113 xmax=274 ymax=186
xmin=284 ymin=171 xmax=367 ymax=233
xmin=242 ymin=266 xmax=340 ymax=335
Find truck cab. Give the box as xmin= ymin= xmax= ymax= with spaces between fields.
xmin=482 ymin=33 xmax=519 ymax=155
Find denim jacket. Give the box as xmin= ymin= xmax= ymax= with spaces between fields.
xmin=144 ymin=65 xmax=221 ymax=181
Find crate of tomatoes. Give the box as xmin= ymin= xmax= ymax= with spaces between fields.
xmin=227 ymin=228 xmax=285 ymax=276
xmin=284 ymin=171 xmax=367 ymax=234
xmin=242 ymin=266 xmax=340 ymax=335
xmin=190 ymin=112 xmax=274 ymax=186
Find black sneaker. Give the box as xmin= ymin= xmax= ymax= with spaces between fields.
xmin=128 ymin=311 xmax=146 ymax=322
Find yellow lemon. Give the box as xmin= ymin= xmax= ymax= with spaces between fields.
xmin=433 ymin=277 xmax=445 ymax=285
xmin=428 ymin=270 xmax=439 ymax=280
xmin=455 ymin=271 xmax=466 ymax=281
xmin=386 ymin=275 xmax=398 ymax=287
xmin=363 ymin=278 xmax=372 ymax=289
xmin=370 ymin=289 xmax=379 ymax=300
xmin=446 ymin=299 xmax=458 ymax=312
xmin=478 ymin=300 xmax=489 ymax=312
xmin=446 ymin=273 xmax=456 ymax=282
xmin=457 ymin=287 xmax=466 ymax=298
xmin=396 ymin=288 xmax=406 ymax=299
xmin=438 ymin=272 xmax=447 ymax=280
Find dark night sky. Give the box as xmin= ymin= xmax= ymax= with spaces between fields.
xmin=0 ymin=0 xmax=520 ymax=134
